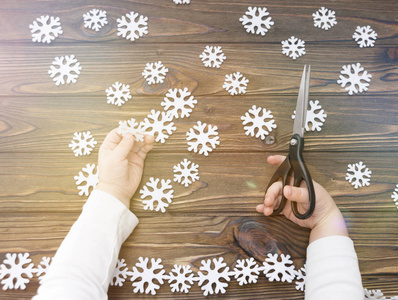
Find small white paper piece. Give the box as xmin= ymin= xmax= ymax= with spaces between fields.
xmin=118 ymin=118 xmax=145 ymax=142
xmin=241 ymin=105 xmax=277 ymax=140
xmin=0 ymin=253 xmax=34 ymax=290
xmin=260 ymin=253 xmax=296 ymax=283
xmin=29 ymin=15 xmax=63 ymax=43
xmin=48 ymin=55 xmax=82 ymax=86
xmin=199 ymin=46 xmax=226 ymax=68
xmin=33 ymin=257 xmax=53 ymax=285
xmin=161 ymin=88 xmax=198 ymax=119
xmin=391 ymin=184 xmax=398 ymax=209
xmin=186 ymin=121 xmax=220 ymax=156
xmin=345 ymin=161 xmax=372 ymax=189
xmin=106 ymin=82 xmax=132 ymax=106
xmin=232 ymin=257 xmax=261 ymax=286
xmin=140 ymin=110 xmax=176 ymax=143
xmin=281 ymin=36 xmax=306 ymax=60
xmin=74 ymin=163 xmax=99 ymax=196
xmin=166 ymin=265 xmax=194 ymax=293
xmin=353 ymin=25 xmax=378 ymax=48
xmin=292 ymin=100 xmax=327 ymax=132
xmin=111 ymin=258 xmax=133 ymax=287
xmin=83 ymin=9 xmax=108 ymax=32
xmin=173 ymin=0 xmax=191 ymax=4
xmin=223 ymin=72 xmax=249 ymax=95
xmin=294 ymin=264 xmax=306 ymax=292
xmin=239 ymin=6 xmax=274 ymax=36
xmin=312 ymin=7 xmax=337 ymax=30
xmin=173 ymin=158 xmax=200 ymax=187
xmin=69 ymin=131 xmax=97 ymax=157
xmin=337 ymin=63 xmax=372 ymax=95
xmin=129 ymin=257 xmax=165 ymax=295
xmin=117 ymin=11 xmax=148 ymax=41
xmin=195 ymin=257 xmax=232 ymax=296
xmin=142 ymin=61 xmax=169 ymax=85
xmin=139 ymin=178 xmax=174 ymax=213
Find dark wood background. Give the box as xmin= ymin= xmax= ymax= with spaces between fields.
xmin=1 ymin=0 xmax=398 ymax=298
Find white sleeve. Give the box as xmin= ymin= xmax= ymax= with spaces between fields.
xmin=305 ymin=235 xmax=364 ymax=300
xmin=33 ymin=190 xmax=139 ymax=300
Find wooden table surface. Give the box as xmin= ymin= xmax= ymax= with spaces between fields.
xmin=1 ymin=0 xmax=398 ymax=298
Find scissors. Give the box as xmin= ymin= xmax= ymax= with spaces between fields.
xmin=266 ymin=65 xmax=315 ymax=220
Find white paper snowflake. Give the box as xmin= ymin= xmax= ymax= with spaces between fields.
xmin=353 ymin=25 xmax=378 ymax=48
xmin=292 ymin=100 xmax=327 ymax=132
xmin=294 ymin=264 xmax=306 ymax=292
xmin=74 ymin=163 xmax=99 ymax=196
xmin=364 ymin=289 xmax=386 ymax=300
xmin=161 ymin=88 xmax=198 ymax=119
xmin=29 ymin=15 xmax=63 ymax=44
xmin=391 ymin=184 xmax=398 ymax=209
xmin=173 ymin=158 xmax=199 ymax=187
xmin=312 ymin=7 xmax=337 ymax=30
xmin=139 ymin=177 xmax=174 ymax=213
xmin=48 ymin=55 xmax=82 ymax=86
xmin=223 ymin=72 xmax=249 ymax=95
xmin=281 ymin=36 xmax=306 ymax=60
xmin=129 ymin=257 xmax=165 ymax=295
xmin=140 ymin=110 xmax=176 ymax=143
xmin=239 ymin=6 xmax=274 ymax=36
xmin=33 ymin=257 xmax=52 ymax=285
xmin=83 ymin=9 xmax=108 ymax=31
xmin=106 ymin=81 xmax=132 ymax=106
xmin=0 ymin=253 xmax=34 ymax=290
xmin=241 ymin=105 xmax=277 ymax=140
xmin=165 ymin=264 xmax=194 ymax=293
xmin=118 ymin=118 xmax=145 ymax=142
xmin=69 ymin=131 xmax=97 ymax=157
xmin=260 ymin=253 xmax=296 ymax=283
xmin=142 ymin=61 xmax=169 ymax=85
xmin=232 ymin=257 xmax=261 ymax=286
xmin=117 ymin=11 xmax=148 ymax=42
xmin=186 ymin=121 xmax=220 ymax=156
xmin=199 ymin=46 xmax=226 ymax=68
xmin=345 ymin=161 xmax=372 ymax=189
xmin=337 ymin=63 xmax=372 ymax=95
xmin=173 ymin=0 xmax=191 ymax=4
xmin=195 ymin=257 xmax=231 ymax=296
xmin=111 ymin=259 xmax=133 ymax=287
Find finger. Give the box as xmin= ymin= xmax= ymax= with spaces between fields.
xmin=267 ymin=155 xmax=286 ymax=166
xmin=283 ymin=185 xmax=310 ymax=204
xmin=113 ymin=133 xmax=135 ymax=159
xmin=264 ymin=180 xmax=283 ymax=206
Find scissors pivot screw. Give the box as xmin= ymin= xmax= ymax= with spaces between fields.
xmin=290 ymin=138 xmax=298 ymax=146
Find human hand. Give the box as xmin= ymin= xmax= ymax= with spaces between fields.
xmin=96 ymin=128 xmax=154 ymax=208
xmin=256 ymin=155 xmax=348 ymax=243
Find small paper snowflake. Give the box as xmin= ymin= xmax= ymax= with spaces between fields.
xmin=0 ymin=253 xmax=34 ymax=290
xmin=83 ymin=9 xmax=108 ymax=32
xmin=195 ymin=257 xmax=231 ymax=296
xmin=294 ymin=264 xmax=306 ymax=292
xmin=391 ymin=184 xmax=398 ymax=209
xmin=173 ymin=0 xmax=191 ymax=4
xmin=139 ymin=178 xmax=174 ymax=213
xmin=161 ymin=88 xmax=198 ymax=119
xmin=199 ymin=46 xmax=226 ymax=68
xmin=142 ymin=61 xmax=169 ymax=85
xmin=111 ymin=259 xmax=133 ymax=287
xmin=260 ymin=253 xmax=296 ymax=283
xmin=140 ymin=110 xmax=176 ymax=143
xmin=106 ymin=81 xmax=132 ymax=106
xmin=281 ymin=36 xmax=306 ymax=60
xmin=117 ymin=11 xmax=148 ymax=42
xmin=223 ymin=72 xmax=249 ymax=95
xmin=292 ymin=100 xmax=327 ymax=132
xmin=68 ymin=131 xmax=97 ymax=157
xmin=29 ymin=15 xmax=63 ymax=44
xmin=33 ymin=257 xmax=52 ymax=285
xmin=173 ymin=158 xmax=199 ymax=187
xmin=186 ymin=121 xmax=220 ymax=156
xmin=364 ymin=289 xmax=386 ymax=300
xmin=48 ymin=55 xmax=82 ymax=86
xmin=239 ymin=6 xmax=274 ymax=36
xmin=232 ymin=257 xmax=261 ymax=286
xmin=345 ymin=161 xmax=372 ymax=189
xmin=337 ymin=63 xmax=372 ymax=95
xmin=129 ymin=257 xmax=165 ymax=295
xmin=353 ymin=25 xmax=378 ymax=48
xmin=166 ymin=265 xmax=194 ymax=293
xmin=74 ymin=163 xmax=99 ymax=196
xmin=118 ymin=118 xmax=145 ymax=142
xmin=312 ymin=7 xmax=337 ymax=30
xmin=241 ymin=105 xmax=277 ymax=140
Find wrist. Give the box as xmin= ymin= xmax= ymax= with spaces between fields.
xmin=96 ymin=182 xmax=131 ymax=208
xmin=309 ymin=208 xmax=349 ymax=244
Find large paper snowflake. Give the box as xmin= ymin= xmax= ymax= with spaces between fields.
xmin=33 ymin=257 xmax=52 ymax=285
xmin=239 ymin=6 xmax=274 ymax=36
xmin=232 ymin=257 xmax=261 ymax=286
xmin=353 ymin=25 xmax=378 ymax=48
xmin=118 ymin=118 xmax=145 ymax=142
xmin=140 ymin=110 xmax=176 ymax=143
xmin=281 ymin=36 xmax=306 ymax=60
xmin=294 ymin=265 xmax=306 ymax=292
xmin=74 ymin=163 xmax=99 ymax=196
xmin=106 ymin=81 xmax=131 ymax=106
xmin=83 ymin=9 xmax=108 ymax=32
xmin=223 ymin=72 xmax=249 ymax=95
xmin=261 ymin=253 xmax=296 ymax=283
xmin=186 ymin=121 xmax=220 ymax=156
xmin=199 ymin=46 xmax=226 ymax=68
xmin=345 ymin=161 xmax=372 ymax=189
xmin=364 ymin=289 xmax=386 ymax=300
xmin=139 ymin=177 xmax=174 ymax=213
xmin=173 ymin=0 xmax=191 ymax=4
xmin=195 ymin=257 xmax=232 ymax=296
xmin=241 ymin=105 xmax=277 ymax=140
xmin=0 ymin=253 xmax=34 ymax=290
xmin=29 ymin=15 xmax=63 ymax=44
xmin=69 ymin=131 xmax=97 ymax=157
xmin=117 ymin=11 xmax=148 ymax=41
xmin=337 ymin=63 xmax=372 ymax=95
xmin=142 ymin=61 xmax=169 ymax=85
xmin=161 ymin=88 xmax=198 ymax=119
xmin=173 ymin=158 xmax=200 ymax=187
xmin=165 ymin=265 xmax=194 ymax=293
xmin=312 ymin=7 xmax=337 ymax=30
xmin=391 ymin=184 xmax=398 ymax=209
xmin=292 ymin=100 xmax=327 ymax=132
xmin=129 ymin=257 xmax=165 ymax=295
xmin=48 ymin=55 xmax=82 ymax=86
xmin=111 ymin=258 xmax=133 ymax=287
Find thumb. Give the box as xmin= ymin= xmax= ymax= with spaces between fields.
xmin=113 ymin=133 xmax=135 ymax=159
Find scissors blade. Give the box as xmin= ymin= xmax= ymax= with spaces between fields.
xmin=293 ymin=65 xmax=311 ymax=137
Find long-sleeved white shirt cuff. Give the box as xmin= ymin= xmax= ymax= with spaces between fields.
xmin=305 ymin=235 xmax=364 ymax=300
xmin=33 ymin=190 xmax=139 ymax=300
